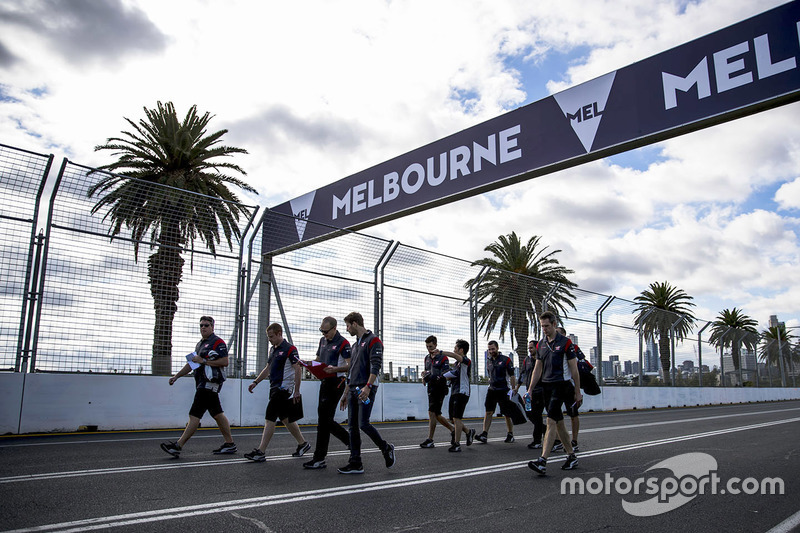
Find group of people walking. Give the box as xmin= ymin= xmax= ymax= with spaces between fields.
xmin=161 ymin=311 xmax=584 ymax=477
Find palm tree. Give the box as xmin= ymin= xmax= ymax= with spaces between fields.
xmin=88 ymin=101 xmax=257 ymax=375
xmin=708 ymin=308 xmax=759 ymax=372
xmin=759 ymin=324 xmax=798 ymax=373
xmin=633 ymin=281 xmax=696 ymax=382
xmin=465 ymin=232 xmax=577 ymax=366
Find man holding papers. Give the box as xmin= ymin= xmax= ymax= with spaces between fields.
xmin=160 ymin=316 xmax=236 ymax=458
xmin=302 ymin=317 xmax=352 ymax=470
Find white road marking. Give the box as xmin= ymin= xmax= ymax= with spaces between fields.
xmin=3 ymin=415 xmax=799 ymax=533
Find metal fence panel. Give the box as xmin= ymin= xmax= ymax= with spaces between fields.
xmin=0 ymin=144 xmax=52 ymax=371
xmin=33 ymin=160 xmax=256 ymax=375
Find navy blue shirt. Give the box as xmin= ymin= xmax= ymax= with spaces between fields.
xmin=316 ymin=332 xmax=351 ymax=379
xmin=267 ymin=339 xmax=300 ymax=391
xmin=536 ymin=333 xmax=577 ymax=383
xmin=424 ymin=351 xmax=450 ymax=389
xmin=194 ymin=333 xmax=227 ymax=390
xmin=486 ymin=353 xmax=514 ymax=390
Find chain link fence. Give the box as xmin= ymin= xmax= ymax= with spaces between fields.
xmin=1 ymin=143 xmax=797 ymax=388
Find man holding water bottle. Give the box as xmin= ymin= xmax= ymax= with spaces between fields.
xmin=337 ymin=311 xmax=396 ymax=474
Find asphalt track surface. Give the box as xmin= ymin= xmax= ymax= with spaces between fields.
xmin=1 ymin=401 xmax=799 ymax=533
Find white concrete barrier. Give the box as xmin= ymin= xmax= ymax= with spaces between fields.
xmin=1 ymin=372 xmax=798 ymax=434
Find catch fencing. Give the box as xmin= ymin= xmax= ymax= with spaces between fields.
xmin=1 ymin=143 xmax=797 ymax=388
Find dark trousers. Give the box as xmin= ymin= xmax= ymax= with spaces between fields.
xmin=526 ymin=389 xmax=546 ymax=443
xmin=313 ymin=378 xmax=350 ymax=460
xmin=347 ymin=386 xmax=386 ymax=465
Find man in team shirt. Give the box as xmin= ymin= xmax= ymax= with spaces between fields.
xmin=475 ymin=340 xmax=517 ymax=444
xmin=441 ymin=339 xmax=475 ymax=452
xmin=245 ymin=322 xmax=310 ymax=462
xmin=419 ymin=335 xmax=455 ymax=448
xmin=303 ymin=316 xmax=351 ymax=470
xmin=527 ymin=312 xmax=581 ymax=475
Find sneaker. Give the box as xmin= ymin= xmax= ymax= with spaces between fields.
xmin=292 ymin=442 xmax=311 ymax=457
xmin=528 ymin=457 xmax=547 ymax=475
xmin=475 ymin=431 xmax=488 ymax=444
xmin=160 ymin=441 xmax=181 ymax=457
xmin=571 ymin=440 xmax=580 ymax=452
xmin=505 ymin=432 xmax=515 ymax=443
xmin=528 ymin=441 xmax=542 ymax=450
xmin=562 ymin=453 xmax=578 ymax=470
xmin=552 ymin=440 xmax=564 ymax=452
xmin=448 ymin=443 xmax=462 ymax=452
xmin=465 ymin=428 xmax=476 ymax=447
xmin=302 ymin=458 xmax=327 ymax=469
xmin=212 ymin=442 xmax=237 ymax=454
xmin=419 ymin=438 xmax=435 ymax=448
xmin=337 ymin=463 xmax=365 ymax=474
xmin=244 ymin=448 xmax=266 ymax=462
xmin=383 ymin=443 xmax=396 ymax=468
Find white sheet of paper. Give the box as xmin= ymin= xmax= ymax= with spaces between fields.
xmin=186 ymin=352 xmax=200 ymax=370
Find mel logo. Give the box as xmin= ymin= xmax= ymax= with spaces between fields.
xmin=289 ymin=191 xmax=316 ymax=241
xmin=553 ymin=71 xmax=617 ymax=153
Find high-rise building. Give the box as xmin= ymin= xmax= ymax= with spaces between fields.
xmin=632 ymin=361 xmax=640 ymax=375
xmin=645 ymin=335 xmax=660 ymax=373
xmin=590 ymin=346 xmax=599 ymax=371
xmin=568 ymin=334 xmax=578 ymax=347
xmin=624 ymin=360 xmax=632 ymax=375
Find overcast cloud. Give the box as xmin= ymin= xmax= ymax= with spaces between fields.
xmin=0 ymin=0 xmax=796 ymax=331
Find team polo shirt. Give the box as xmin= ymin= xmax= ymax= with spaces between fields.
xmin=424 ymin=351 xmax=450 ymax=386
xmin=193 ymin=333 xmax=227 ymax=390
xmin=316 ymin=332 xmax=351 ymax=379
xmin=536 ymin=332 xmax=577 ymax=383
xmin=267 ymin=339 xmax=300 ymax=392
xmin=519 ymin=354 xmax=542 ymax=392
xmin=486 ymin=353 xmax=514 ymax=390
xmin=449 ymin=356 xmax=471 ymax=396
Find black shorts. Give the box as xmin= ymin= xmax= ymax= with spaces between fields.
xmin=427 ymin=383 xmax=448 ymax=415
xmin=542 ymin=381 xmax=575 ymax=422
xmin=265 ymin=388 xmax=300 ymax=423
xmin=189 ymin=388 xmax=223 ymax=419
xmin=484 ymin=388 xmax=513 ymax=414
xmin=448 ymin=393 xmax=469 ymax=420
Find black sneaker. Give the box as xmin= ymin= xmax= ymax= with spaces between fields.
xmin=212 ymin=442 xmax=237 ymax=454
xmin=448 ymin=443 xmax=462 ymax=452
xmin=475 ymin=431 xmax=488 ymax=444
xmin=528 ymin=441 xmax=542 ymax=450
xmin=505 ymin=432 xmax=515 ymax=443
xmin=160 ymin=441 xmax=181 ymax=457
xmin=292 ymin=442 xmax=311 ymax=457
xmin=419 ymin=438 xmax=435 ymax=448
xmin=303 ymin=458 xmax=326 ymax=469
xmin=528 ymin=457 xmax=547 ymax=475
xmin=571 ymin=440 xmax=580 ymax=452
xmin=244 ymin=448 xmax=266 ymax=462
xmin=552 ymin=440 xmax=564 ymax=452
xmin=338 ymin=462 xmax=364 ymax=474
xmin=465 ymin=428 xmax=476 ymax=447
xmin=562 ymin=453 xmax=578 ymax=470
xmin=383 ymin=443 xmax=396 ymax=468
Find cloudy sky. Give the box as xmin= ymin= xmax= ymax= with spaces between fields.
xmin=1 ymin=0 xmax=798 ymax=332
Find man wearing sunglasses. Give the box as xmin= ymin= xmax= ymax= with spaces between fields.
xmin=302 ymin=317 xmax=352 ymax=470
xmin=160 ymin=316 xmax=236 ymax=458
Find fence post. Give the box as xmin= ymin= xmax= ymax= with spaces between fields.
xmin=469 ymin=266 xmax=489 ymax=381
xmin=697 ymin=321 xmax=711 ymax=387
xmin=595 ymin=296 xmax=614 ymax=387
xmin=374 ymin=241 xmax=398 ymax=341
xmin=15 ymin=152 xmax=53 ymax=373
xmin=637 ymin=308 xmax=655 ymax=386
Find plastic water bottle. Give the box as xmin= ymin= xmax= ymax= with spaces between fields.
xmin=356 ymin=387 xmax=371 ymax=405
xmin=524 ymin=392 xmax=532 ymax=412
